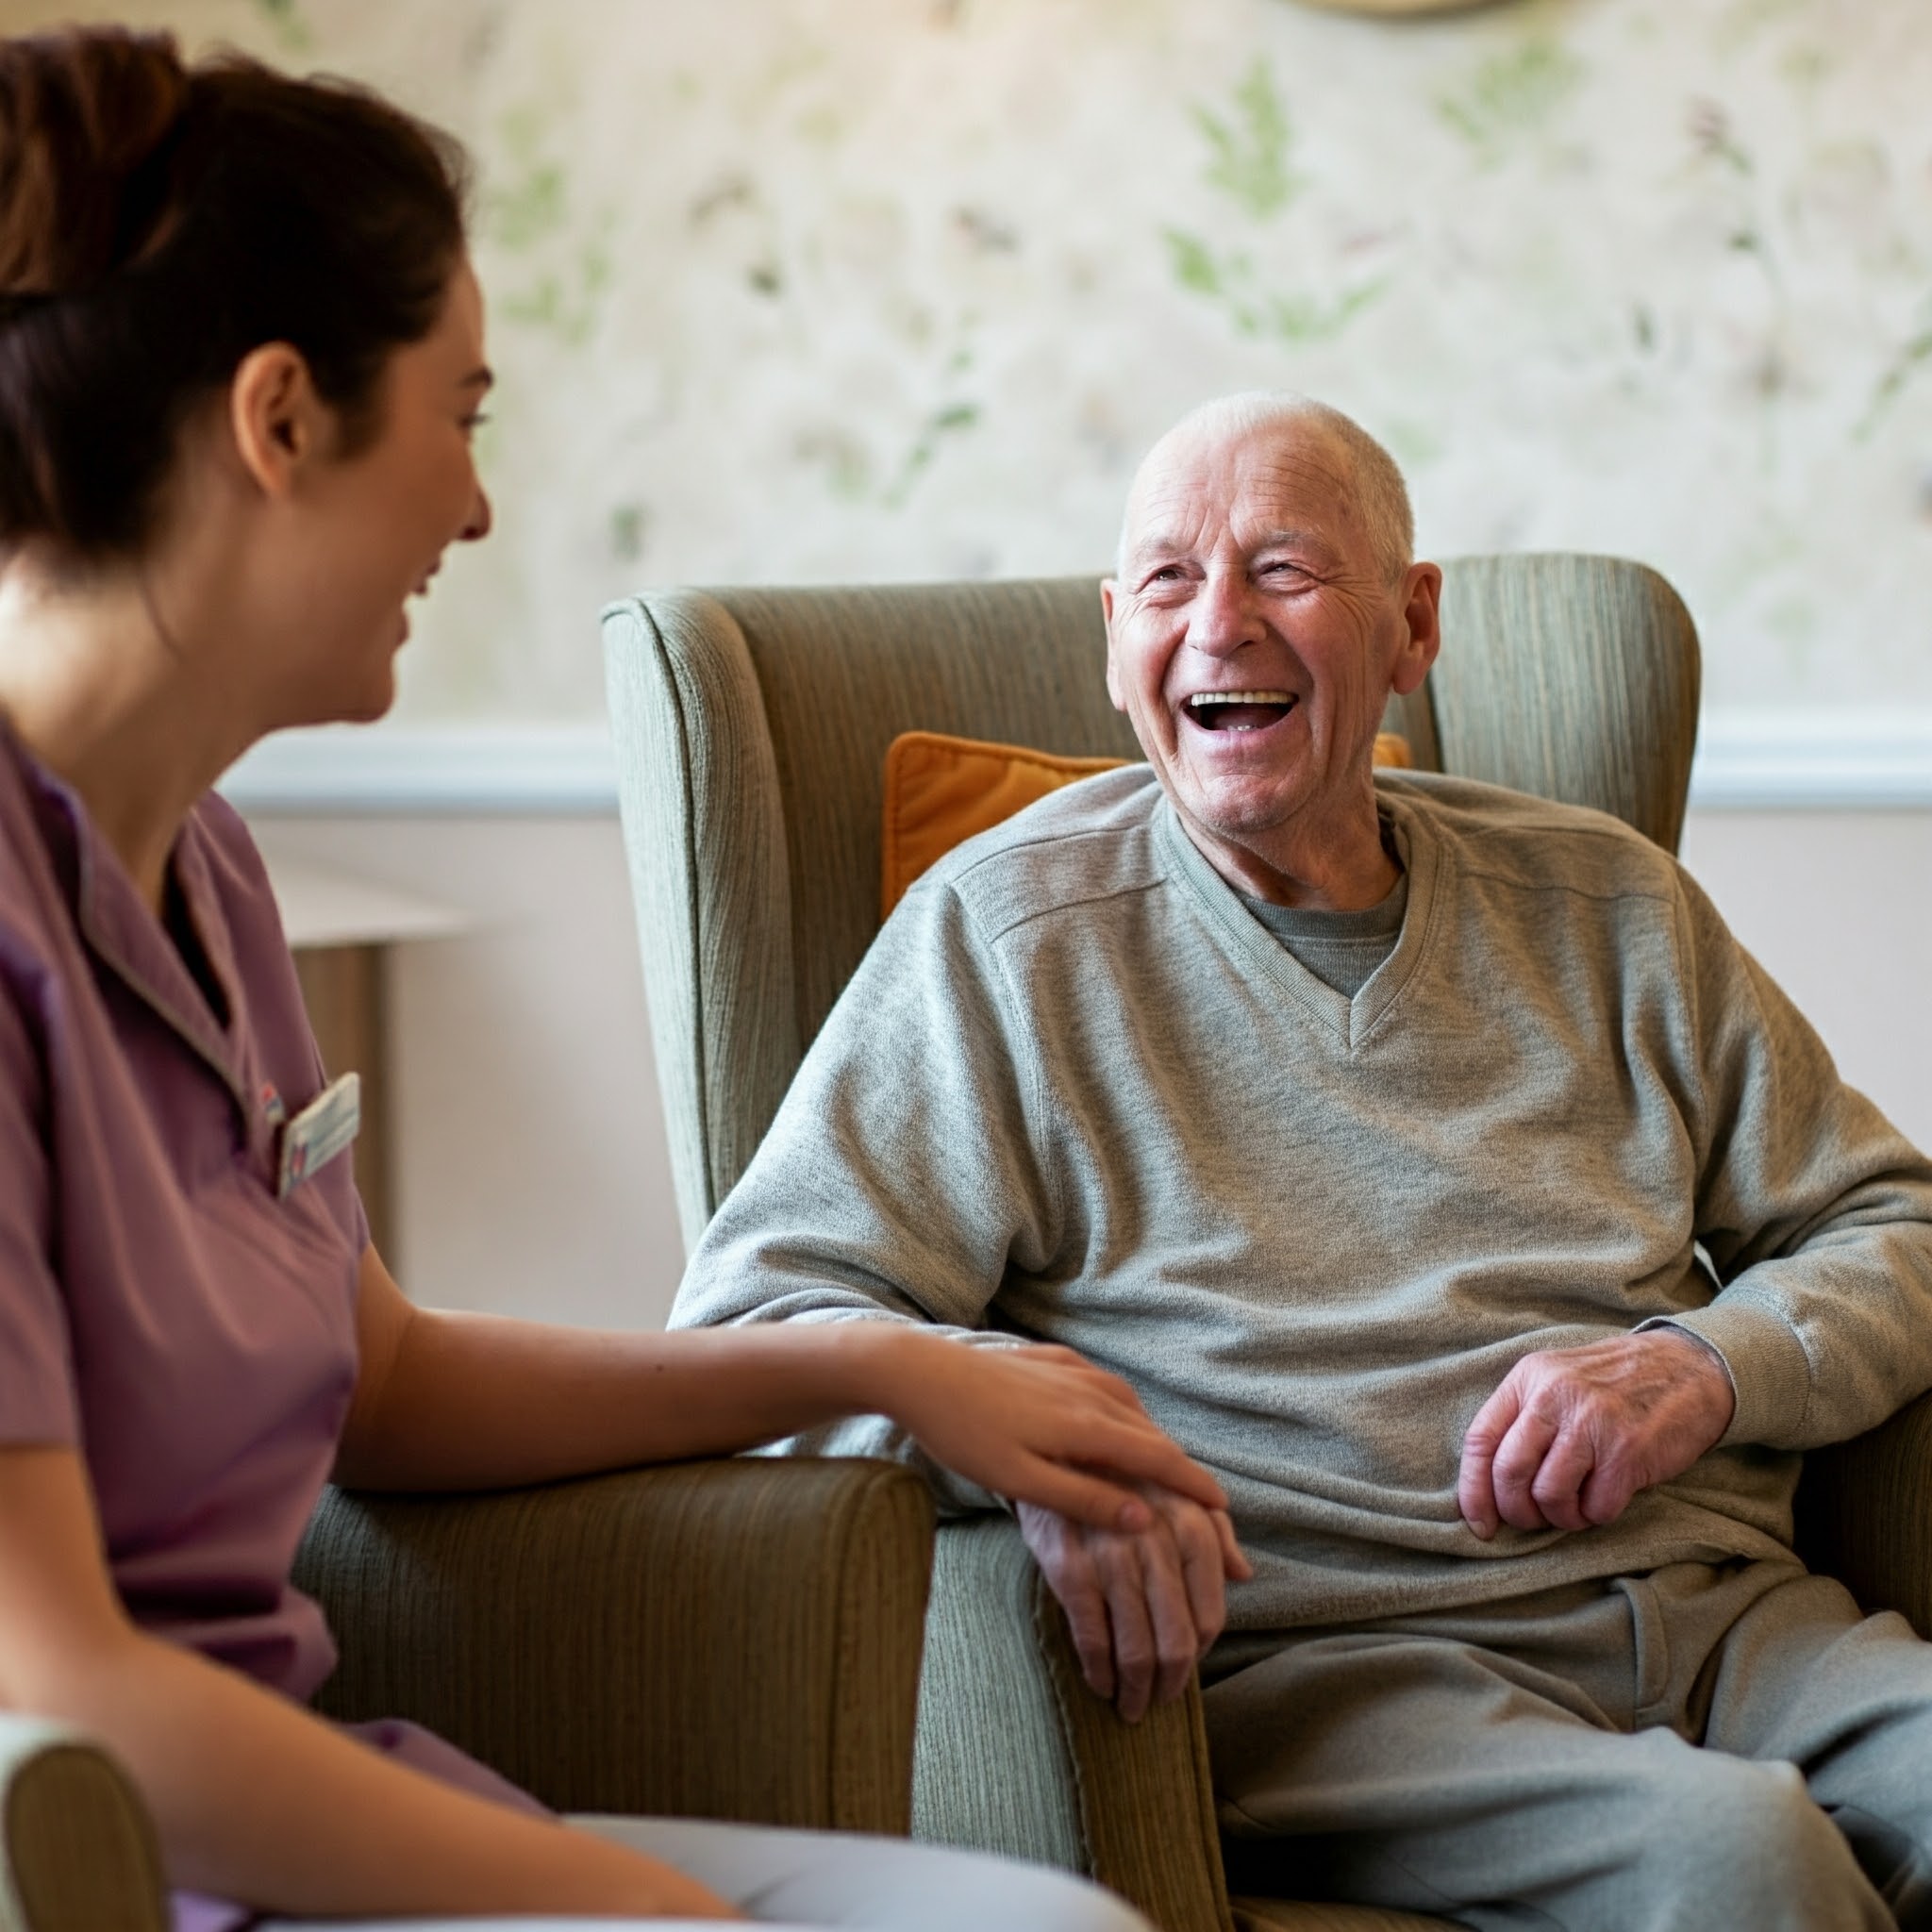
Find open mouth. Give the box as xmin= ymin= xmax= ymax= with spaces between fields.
xmin=1183 ymin=690 xmax=1297 ymax=734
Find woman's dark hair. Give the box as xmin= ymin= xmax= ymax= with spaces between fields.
xmin=0 ymin=27 xmax=470 ymax=560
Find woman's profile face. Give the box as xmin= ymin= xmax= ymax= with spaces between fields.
xmin=275 ymin=258 xmax=493 ymax=727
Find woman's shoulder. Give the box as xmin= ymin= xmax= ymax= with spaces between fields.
xmin=177 ymin=789 xmax=305 ymax=1006
xmin=182 ymin=788 xmax=278 ymax=914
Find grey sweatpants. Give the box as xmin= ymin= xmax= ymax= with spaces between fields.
xmin=258 ymin=1813 xmax=1149 ymax=1930
xmin=1205 ymin=1558 xmax=1932 ymax=1932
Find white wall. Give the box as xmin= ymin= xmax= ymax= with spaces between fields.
xmin=243 ymin=806 xmax=1932 ymax=1334
xmin=1678 ymin=811 xmax=1932 ymax=1148
xmin=248 ymin=814 xmax=685 ymax=1330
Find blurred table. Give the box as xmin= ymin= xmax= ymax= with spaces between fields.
xmin=258 ymin=851 xmax=466 ymax=1263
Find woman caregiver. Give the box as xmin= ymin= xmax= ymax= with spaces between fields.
xmin=0 ymin=27 xmax=1240 ymax=1930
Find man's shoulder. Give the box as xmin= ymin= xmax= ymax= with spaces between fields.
xmin=913 ymin=763 xmax=1168 ymax=941
xmin=1380 ymin=769 xmax=1681 ymax=907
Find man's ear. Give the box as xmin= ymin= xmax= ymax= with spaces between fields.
xmin=1100 ymin=578 xmax=1125 ymax=712
xmin=226 ymin=343 xmax=328 ymax=500
xmin=1390 ymin=561 xmax=1443 ymax=698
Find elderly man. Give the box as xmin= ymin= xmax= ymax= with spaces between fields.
xmin=673 ymin=393 xmax=1932 ymax=1931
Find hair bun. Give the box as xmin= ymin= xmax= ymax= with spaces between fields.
xmin=0 ymin=27 xmax=189 ymax=301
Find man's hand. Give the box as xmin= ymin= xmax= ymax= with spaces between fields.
xmin=1458 ymin=1326 xmax=1737 ymax=1541
xmin=1017 ymin=1490 xmax=1253 ymax=1724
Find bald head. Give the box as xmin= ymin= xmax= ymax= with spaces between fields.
xmin=1118 ymin=392 xmax=1414 ymax=586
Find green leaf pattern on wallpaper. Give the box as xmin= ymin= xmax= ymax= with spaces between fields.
xmin=28 ymin=0 xmax=1928 ymax=721
xmin=1164 ymin=60 xmax=1386 ymax=347
xmin=1435 ymin=37 xmax=1583 ymax=168
xmin=246 ymin=0 xmax=307 ymax=53
xmin=1863 ymin=304 xmax=1932 ymax=441
xmin=487 ymin=106 xmax=615 ymax=348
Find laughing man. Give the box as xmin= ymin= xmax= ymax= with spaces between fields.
xmin=674 ymin=393 xmax=1932 ymax=1931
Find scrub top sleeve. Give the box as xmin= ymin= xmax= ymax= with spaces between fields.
xmin=0 ymin=967 xmax=78 ymax=1447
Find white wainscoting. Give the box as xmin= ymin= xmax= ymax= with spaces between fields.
xmin=223 ymin=715 xmax=1932 ymax=817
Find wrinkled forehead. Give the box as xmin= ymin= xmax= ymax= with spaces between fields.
xmin=1121 ymin=421 xmax=1362 ymax=567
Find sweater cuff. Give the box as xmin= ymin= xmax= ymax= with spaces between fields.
xmin=1640 ymin=1299 xmax=1813 ymax=1448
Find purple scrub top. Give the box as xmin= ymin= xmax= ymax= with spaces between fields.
xmin=0 ymin=725 xmax=537 ymax=1930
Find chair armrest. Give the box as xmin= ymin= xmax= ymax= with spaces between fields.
xmin=293 ymin=1457 xmax=934 ymax=1833
xmin=915 ymin=1516 xmax=1234 ymax=1932
xmin=1794 ymin=1389 xmax=1932 ymax=1636
xmin=0 ymin=1714 xmax=165 ymax=1932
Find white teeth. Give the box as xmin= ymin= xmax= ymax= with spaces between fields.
xmin=1187 ymin=691 xmax=1294 ymax=708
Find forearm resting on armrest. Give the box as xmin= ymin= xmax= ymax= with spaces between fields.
xmin=340 ymin=1254 xmax=1223 ymax=1535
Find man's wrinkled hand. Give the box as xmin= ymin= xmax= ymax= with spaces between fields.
xmin=1458 ymin=1326 xmax=1737 ymax=1541
xmin=1017 ymin=1489 xmax=1252 ymax=1724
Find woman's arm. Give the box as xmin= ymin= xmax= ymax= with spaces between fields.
xmin=336 ymin=1248 xmax=1229 ymax=1535
xmin=0 ymin=1445 xmax=738 ymax=1920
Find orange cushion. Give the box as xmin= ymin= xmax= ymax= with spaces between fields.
xmin=881 ymin=728 xmax=1414 ymax=920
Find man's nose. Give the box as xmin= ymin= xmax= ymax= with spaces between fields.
xmin=1187 ymin=567 xmax=1265 ymax=656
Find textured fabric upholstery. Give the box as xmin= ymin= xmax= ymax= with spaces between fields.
xmin=0 ymin=1716 xmax=165 ymax=1932
xmin=605 ymin=576 xmax=1138 ymax=1251
xmin=294 ymin=1458 xmax=935 ymax=1832
xmin=1428 ymin=555 xmax=1699 ymax=854
xmin=913 ymin=1517 xmax=1086 ymax=1871
xmin=1794 ymin=1387 xmax=1932 ymax=1636
xmin=916 ymin=1516 xmax=1230 ymax=1929
xmin=603 ymin=559 xmax=1932 ymax=1931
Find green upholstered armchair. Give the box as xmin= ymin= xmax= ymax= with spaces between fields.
xmin=3 ymin=1457 xmax=934 ymax=1932
xmin=600 ymin=562 xmax=1932 ymax=1932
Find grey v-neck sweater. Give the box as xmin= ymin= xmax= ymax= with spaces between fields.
xmin=674 ymin=766 xmax=1932 ymax=1631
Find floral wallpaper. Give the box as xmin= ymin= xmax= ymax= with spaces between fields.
xmin=5 ymin=0 xmax=1928 ymax=721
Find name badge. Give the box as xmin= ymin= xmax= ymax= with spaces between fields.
xmin=276 ymin=1072 xmax=361 ymax=1199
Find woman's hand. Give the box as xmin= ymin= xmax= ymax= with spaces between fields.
xmin=876 ymin=1329 xmax=1230 ymax=1533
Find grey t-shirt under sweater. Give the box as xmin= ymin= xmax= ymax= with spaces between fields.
xmin=1242 ymin=863 xmax=1408 ymax=1001
xmin=674 ymin=767 xmax=1932 ymax=1632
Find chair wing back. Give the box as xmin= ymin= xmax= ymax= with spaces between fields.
xmin=603 ymin=555 xmax=1699 ymax=1251
xmin=604 ymin=577 xmax=1135 ymax=1250
xmin=1428 ymin=555 xmax=1699 ymax=855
